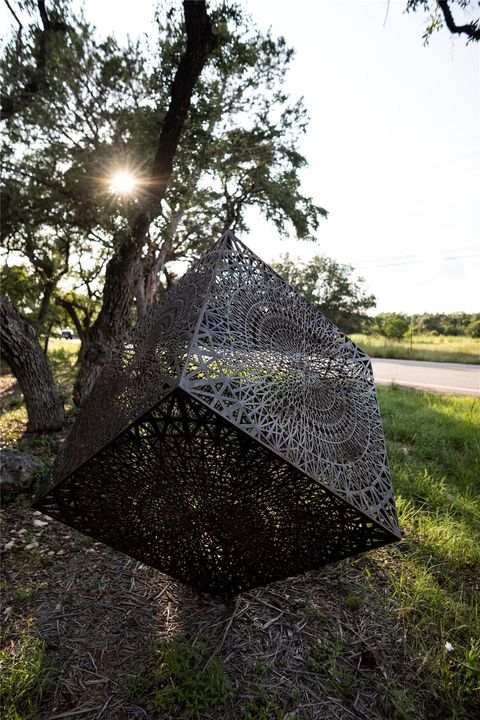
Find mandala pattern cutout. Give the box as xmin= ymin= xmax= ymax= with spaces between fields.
xmin=34 ymin=231 xmax=400 ymax=595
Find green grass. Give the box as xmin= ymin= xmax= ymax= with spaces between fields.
xmin=298 ymin=387 xmax=479 ymax=718
xmin=351 ymin=333 xmax=480 ymax=364
xmin=377 ymin=386 xmax=480 ymax=716
xmin=0 ymin=632 xmax=55 ymax=720
xmin=11 ymin=586 xmax=37 ymax=605
xmin=123 ymin=636 xmax=232 ymax=717
xmin=1 ymin=337 xmax=479 ymax=717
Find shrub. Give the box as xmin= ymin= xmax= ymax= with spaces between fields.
xmin=466 ymin=319 xmax=480 ymax=338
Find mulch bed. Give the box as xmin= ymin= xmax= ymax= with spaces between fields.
xmin=1 ymin=493 xmax=412 ymax=720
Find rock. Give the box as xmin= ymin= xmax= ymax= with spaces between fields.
xmin=25 ymin=542 xmax=38 ymax=550
xmin=33 ymin=519 xmax=48 ymax=527
xmin=4 ymin=540 xmax=15 ymax=550
xmin=0 ymin=448 xmax=44 ymax=501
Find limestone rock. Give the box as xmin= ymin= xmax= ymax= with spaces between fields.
xmin=0 ymin=447 xmax=44 ymax=501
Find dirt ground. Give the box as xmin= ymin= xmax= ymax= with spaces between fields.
xmin=1 ymin=493 xmax=411 ymax=720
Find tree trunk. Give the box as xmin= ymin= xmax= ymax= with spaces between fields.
xmin=43 ymin=320 xmax=53 ymax=354
xmin=0 ymin=294 xmax=64 ymax=432
xmin=72 ymin=240 xmax=138 ymax=404
xmin=137 ymin=232 xmax=175 ymax=321
xmin=73 ymin=0 xmax=218 ymax=405
xmin=37 ymin=279 xmax=55 ymax=331
xmin=54 ymin=295 xmax=91 ymax=367
xmin=134 ymin=257 xmax=148 ymax=322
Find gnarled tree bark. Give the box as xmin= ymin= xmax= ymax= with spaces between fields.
xmin=0 ymin=294 xmax=64 ymax=432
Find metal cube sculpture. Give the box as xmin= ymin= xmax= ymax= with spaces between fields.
xmin=34 ymin=231 xmax=400 ymax=595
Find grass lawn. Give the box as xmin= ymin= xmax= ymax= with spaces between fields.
xmin=0 ymin=352 xmax=479 ymax=718
xmin=351 ymin=333 xmax=480 ymax=365
xmin=377 ymin=386 xmax=479 ymax=716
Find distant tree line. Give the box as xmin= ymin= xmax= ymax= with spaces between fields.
xmin=272 ymin=254 xmax=376 ymax=335
xmin=273 ymin=258 xmax=479 ymax=339
xmin=363 ymin=312 xmax=480 ymax=340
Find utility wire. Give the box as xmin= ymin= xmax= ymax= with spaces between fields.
xmin=356 ymin=252 xmax=480 ymax=270
xmin=349 ymin=244 xmax=479 ymax=267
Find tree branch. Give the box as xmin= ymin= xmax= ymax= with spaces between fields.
xmin=73 ymin=0 xmax=218 ymax=403
xmin=437 ymin=0 xmax=480 ymax=42
xmin=1 ymin=0 xmax=69 ymax=120
xmin=55 ymin=296 xmax=85 ymax=339
xmin=3 ymin=0 xmax=23 ymax=31
xmin=131 ymin=0 xmax=218 ymax=241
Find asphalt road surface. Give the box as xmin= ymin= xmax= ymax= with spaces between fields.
xmin=371 ymin=358 xmax=480 ymax=397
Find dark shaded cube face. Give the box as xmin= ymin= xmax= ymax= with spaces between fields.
xmin=37 ymin=390 xmax=392 ymax=595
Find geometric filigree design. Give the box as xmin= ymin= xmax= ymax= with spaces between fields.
xmin=34 ymin=231 xmax=400 ymax=595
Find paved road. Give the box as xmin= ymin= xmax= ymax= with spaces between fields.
xmin=371 ymin=358 xmax=480 ymax=397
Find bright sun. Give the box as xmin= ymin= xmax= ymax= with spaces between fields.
xmin=108 ymin=170 xmax=137 ymax=195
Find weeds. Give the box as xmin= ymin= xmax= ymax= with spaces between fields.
xmin=124 ymin=635 xmax=232 ymax=717
xmin=11 ymin=586 xmax=36 ymax=605
xmin=0 ymin=631 xmax=54 ymax=719
xmin=307 ymin=626 xmax=355 ymax=695
xmin=345 ymin=591 xmax=364 ymax=611
xmin=241 ymin=691 xmax=281 ymax=719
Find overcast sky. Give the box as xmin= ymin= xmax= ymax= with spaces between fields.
xmin=4 ymin=1 xmax=479 ymax=313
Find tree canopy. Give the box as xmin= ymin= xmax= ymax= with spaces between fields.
xmin=1 ymin=0 xmax=326 ymax=310
xmin=1 ymin=0 xmax=328 ymax=405
xmin=406 ymin=0 xmax=480 ymax=43
xmin=272 ymin=254 xmax=376 ymax=333
xmin=371 ymin=313 xmax=410 ymax=341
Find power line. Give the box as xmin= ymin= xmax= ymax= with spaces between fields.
xmin=356 ymin=253 xmax=480 ymax=270
xmin=349 ymin=244 xmax=479 ymax=267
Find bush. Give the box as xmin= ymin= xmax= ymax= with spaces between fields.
xmin=373 ymin=313 xmax=410 ymax=341
xmin=466 ymin=319 xmax=480 ymax=338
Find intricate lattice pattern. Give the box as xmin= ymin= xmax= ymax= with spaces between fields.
xmin=34 ymin=231 xmax=400 ymax=595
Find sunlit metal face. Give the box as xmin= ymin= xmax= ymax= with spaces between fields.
xmin=108 ymin=170 xmax=137 ymax=195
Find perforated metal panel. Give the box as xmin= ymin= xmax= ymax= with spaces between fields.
xmin=34 ymin=231 xmax=400 ymax=595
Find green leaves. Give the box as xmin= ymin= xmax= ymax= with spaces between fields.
xmin=373 ymin=313 xmax=411 ymax=341
xmin=2 ymin=0 xmax=327 ymax=335
xmin=273 ymin=254 xmax=375 ymax=332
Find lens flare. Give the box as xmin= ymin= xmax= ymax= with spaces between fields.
xmin=109 ymin=170 xmax=137 ymax=195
